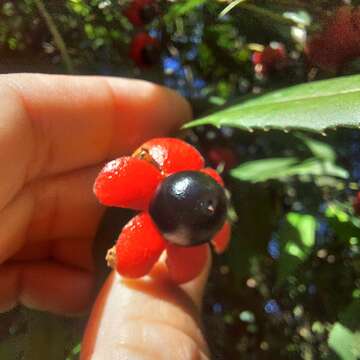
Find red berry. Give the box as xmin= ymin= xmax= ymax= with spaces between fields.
xmin=252 ymin=44 xmax=287 ymax=75
xmin=166 ymin=243 xmax=208 ymax=284
xmin=124 ymin=0 xmax=158 ymax=27
xmin=134 ymin=138 xmax=205 ymax=175
xmin=305 ymin=6 xmax=360 ymax=71
xmin=93 ymin=157 xmax=163 ymax=210
xmin=200 ymin=167 xmax=224 ymax=186
xmin=211 ymin=221 xmax=231 ymax=254
xmin=130 ymin=32 xmax=160 ymax=67
xmin=116 ymin=212 xmax=165 ymax=278
xmin=92 ymin=137 xmax=231 ymax=285
xmin=207 ymin=146 xmax=237 ymax=171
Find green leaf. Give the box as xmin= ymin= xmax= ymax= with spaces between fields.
xmin=165 ymin=0 xmax=207 ymax=19
xmin=296 ymin=134 xmax=336 ymax=162
xmin=66 ymin=342 xmax=81 ymax=360
xmin=277 ymin=213 xmax=316 ymax=284
xmin=230 ymin=157 xmax=298 ymax=182
xmin=328 ymin=323 xmax=360 ymax=360
xmin=23 ymin=310 xmax=69 ymax=360
xmin=230 ymin=157 xmax=348 ymax=183
xmin=0 ymin=335 xmax=24 ymax=360
xmin=328 ymin=300 xmax=360 ymax=359
xmin=339 ymin=301 xmax=360 ymax=332
xmin=185 ymin=75 xmax=360 ymax=132
xmin=224 ymin=181 xmax=282 ymax=282
xmin=326 ymin=204 xmax=360 ymax=243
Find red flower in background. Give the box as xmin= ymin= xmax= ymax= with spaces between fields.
xmin=252 ymin=43 xmax=288 ymax=75
xmin=207 ymin=146 xmax=237 ymax=171
xmin=94 ymin=138 xmax=231 ymax=284
xmin=353 ymin=191 xmax=360 ymax=216
xmin=124 ymin=0 xmax=159 ymax=27
xmin=130 ymin=32 xmax=160 ymax=67
xmin=306 ymin=6 xmax=360 ymax=72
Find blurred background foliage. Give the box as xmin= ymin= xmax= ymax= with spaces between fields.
xmin=0 ymin=0 xmax=360 ymax=359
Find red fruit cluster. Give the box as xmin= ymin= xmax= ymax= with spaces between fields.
xmin=306 ymin=6 xmax=360 ymax=72
xmin=130 ymin=32 xmax=160 ymax=67
xmin=252 ymin=43 xmax=288 ymax=75
xmin=94 ymin=138 xmax=231 ymax=284
xmin=124 ymin=0 xmax=158 ymax=27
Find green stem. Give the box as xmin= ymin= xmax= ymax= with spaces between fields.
xmin=239 ymin=3 xmax=298 ymax=27
xmin=219 ymin=0 xmax=248 ymax=17
xmin=34 ymin=0 xmax=74 ymax=73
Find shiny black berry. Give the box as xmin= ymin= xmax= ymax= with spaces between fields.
xmin=149 ymin=171 xmax=227 ymax=247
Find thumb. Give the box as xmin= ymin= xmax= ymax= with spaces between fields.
xmin=81 ymin=246 xmax=211 ymax=360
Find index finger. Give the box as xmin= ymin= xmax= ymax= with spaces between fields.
xmin=0 ymin=73 xmax=191 ymax=208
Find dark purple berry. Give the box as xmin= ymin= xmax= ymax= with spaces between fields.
xmin=149 ymin=171 xmax=227 ymax=246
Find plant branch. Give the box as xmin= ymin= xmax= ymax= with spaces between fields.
xmin=219 ymin=0 xmax=248 ymax=17
xmin=34 ymin=0 xmax=74 ymax=73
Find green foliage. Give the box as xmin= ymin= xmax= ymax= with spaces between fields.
xmin=231 ymin=157 xmax=299 ymax=182
xmin=66 ymin=343 xmax=81 ymax=360
xmin=186 ymin=75 xmax=360 ymax=132
xmin=230 ymin=133 xmax=348 ymax=183
xmin=224 ymin=181 xmax=281 ymax=282
xmin=0 ymin=0 xmax=360 ymax=359
xmin=277 ymin=212 xmax=316 ymax=284
xmin=0 ymin=335 xmax=24 ymax=360
xmin=326 ymin=203 xmax=360 ymax=243
xmin=230 ymin=157 xmax=348 ymax=182
xmin=0 ymin=308 xmax=83 ymax=360
xmin=329 ymin=322 xmax=360 ymax=360
xmin=23 ymin=310 xmax=69 ymax=360
xmin=297 ymin=133 xmax=337 ymax=162
xmin=339 ymin=301 xmax=360 ymax=331
xmin=165 ymin=0 xmax=207 ymax=20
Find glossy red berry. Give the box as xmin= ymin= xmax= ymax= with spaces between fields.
xmin=149 ymin=171 xmax=227 ymax=246
xmin=305 ymin=6 xmax=360 ymax=72
xmin=252 ymin=44 xmax=287 ymax=75
xmin=166 ymin=243 xmax=208 ymax=284
xmin=124 ymin=0 xmax=158 ymax=27
xmin=93 ymin=157 xmax=163 ymax=210
xmin=200 ymin=167 xmax=224 ymax=186
xmin=115 ymin=212 xmax=165 ymax=277
xmin=130 ymin=32 xmax=160 ymax=67
xmin=211 ymin=221 xmax=231 ymax=254
xmin=93 ymin=137 xmax=231 ymax=285
xmin=134 ymin=138 xmax=205 ymax=175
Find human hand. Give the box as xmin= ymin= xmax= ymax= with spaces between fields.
xmin=0 ymin=73 xmax=191 ymax=315
xmin=81 ymin=251 xmax=211 ymax=360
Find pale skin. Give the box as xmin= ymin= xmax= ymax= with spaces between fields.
xmin=0 ymin=74 xmax=210 ymax=359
